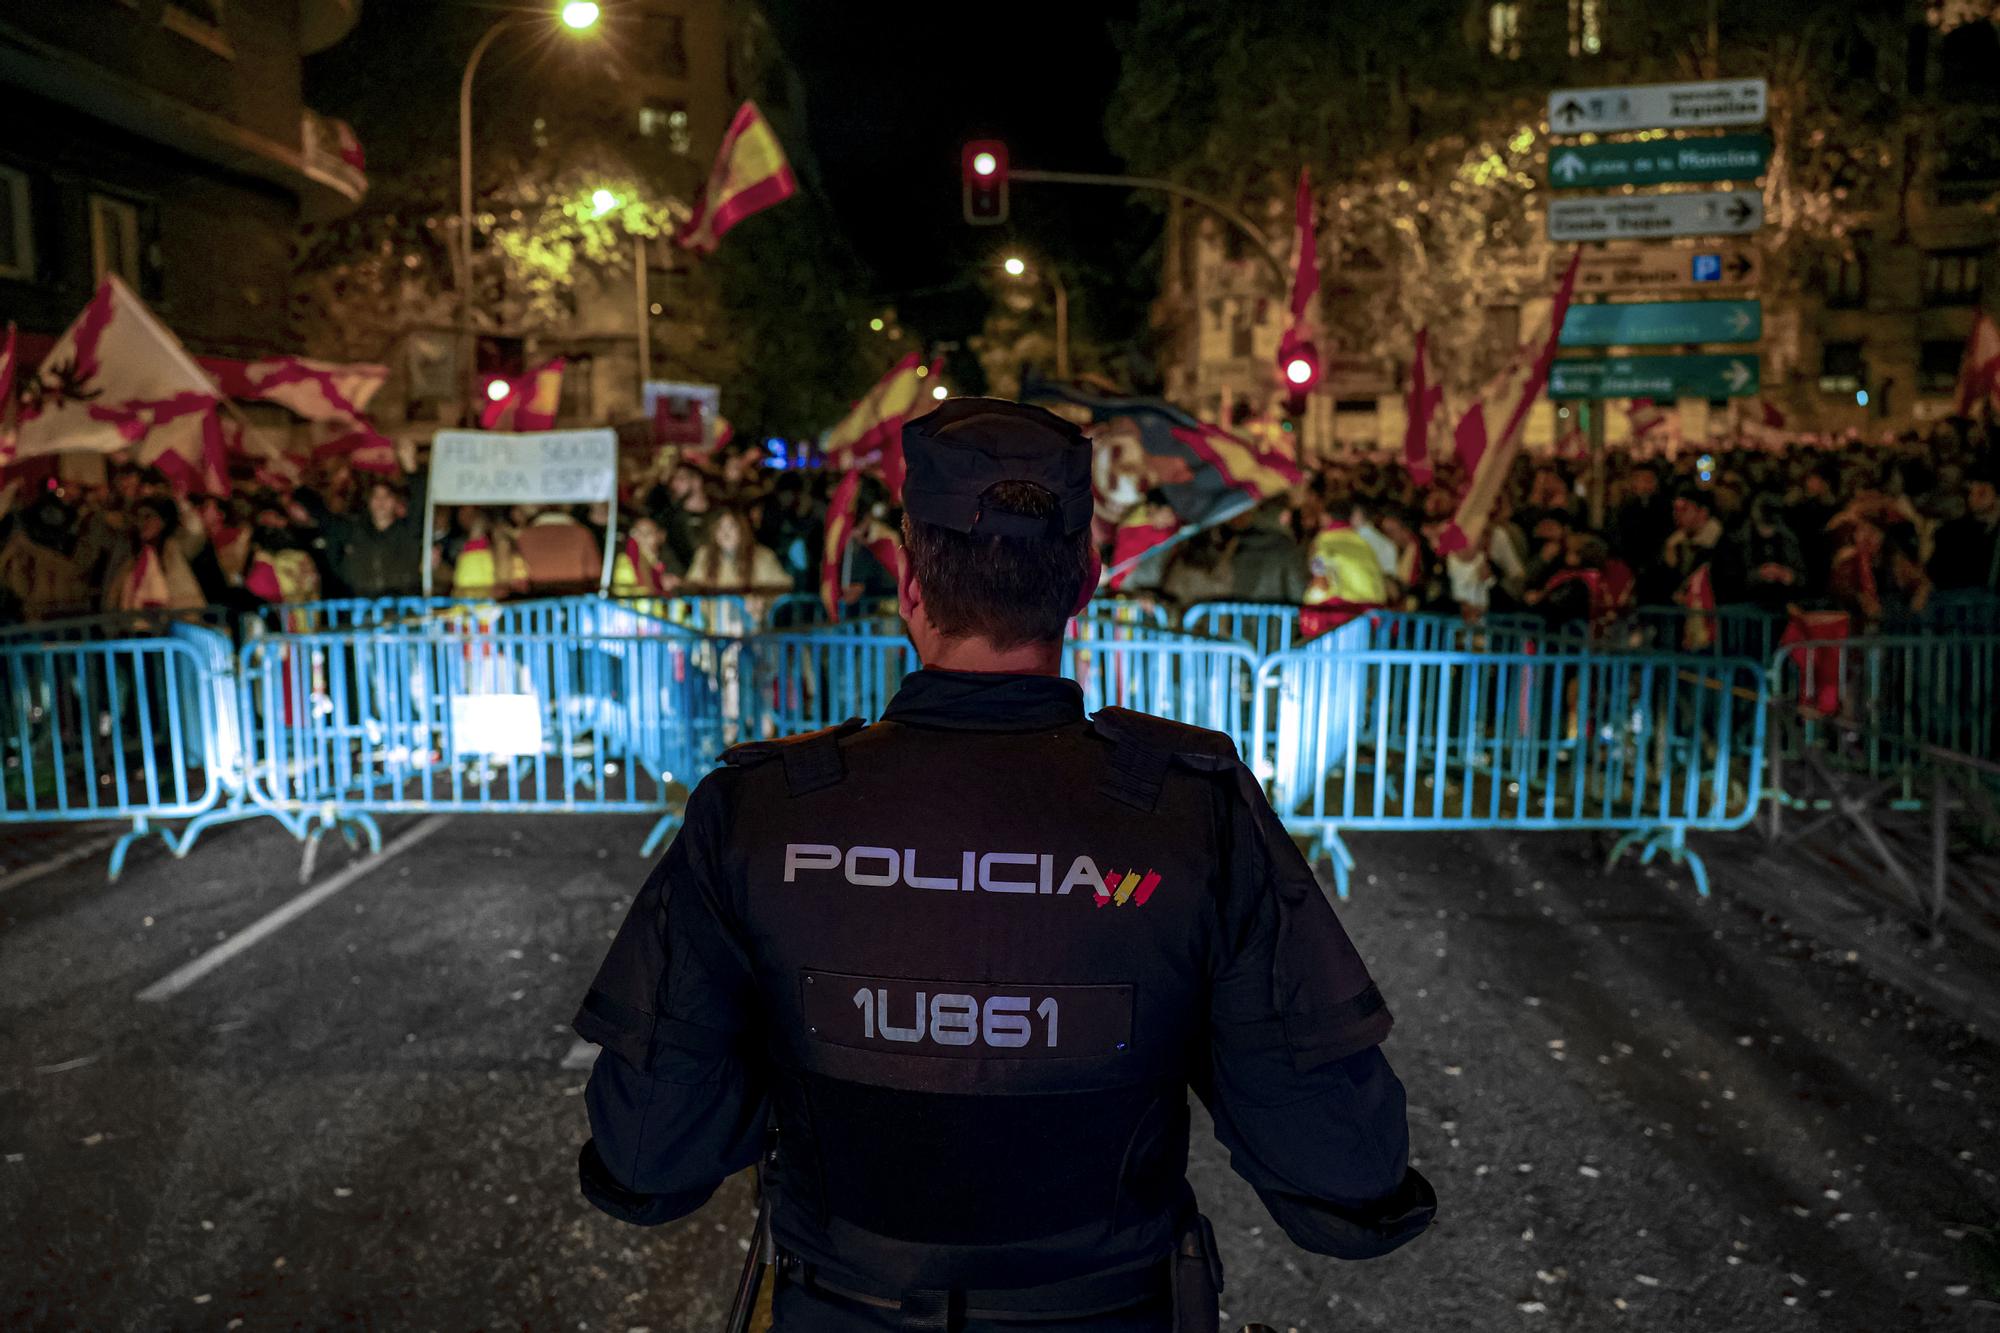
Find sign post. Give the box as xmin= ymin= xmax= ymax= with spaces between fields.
xmin=422 ymin=428 xmax=621 ymax=597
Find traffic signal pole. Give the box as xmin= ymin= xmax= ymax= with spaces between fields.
xmin=1009 ymin=168 xmax=1291 ymax=295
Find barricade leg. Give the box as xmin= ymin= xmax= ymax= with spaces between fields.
xmin=640 ymin=812 xmax=680 ymax=859
xmin=107 ymin=815 xmax=170 ymax=882
xmin=1605 ymin=824 xmax=1709 ymax=898
xmin=1310 ymin=828 xmax=1355 ymax=902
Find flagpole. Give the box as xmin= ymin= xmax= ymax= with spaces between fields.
xmin=457 ymin=17 xmax=519 ymax=424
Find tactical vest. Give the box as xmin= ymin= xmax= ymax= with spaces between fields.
xmin=718 ymin=710 xmax=1232 ymax=1295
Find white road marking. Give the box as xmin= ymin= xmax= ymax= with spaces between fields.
xmin=0 ymin=832 xmax=123 ymax=896
xmin=561 ymin=1039 xmax=599 ymax=1071
xmin=136 ymin=816 xmax=450 ymax=1003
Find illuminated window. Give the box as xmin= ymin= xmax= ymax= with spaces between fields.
xmin=639 ymin=104 xmax=691 ymax=155
xmin=1924 ymin=250 xmax=1984 ymax=306
xmin=1488 ymin=3 xmax=1521 ymax=59
xmin=1818 ymin=341 xmax=1863 ymax=395
xmin=0 ymin=165 xmax=33 ymax=281
xmin=1568 ymin=0 xmax=1604 ymax=55
xmin=1919 ymin=340 xmax=1963 ymax=394
xmin=88 ymin=194 xmax=142 ymax=287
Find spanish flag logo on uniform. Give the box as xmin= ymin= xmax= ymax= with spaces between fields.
xmin=1094 ymin=869 xmax=1162 ymax=908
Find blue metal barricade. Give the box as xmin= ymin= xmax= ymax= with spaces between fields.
xmin=1632 ymin=604 xmax=1782 ymax=662
xmin=1256 ymin=646 xmax=1766 ymax=899
xmin=0 ymin=625 xmax=244 ymax=876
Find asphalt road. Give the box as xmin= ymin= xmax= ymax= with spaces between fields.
xmin=2 ymin=812 xmax=1995 ymax=1331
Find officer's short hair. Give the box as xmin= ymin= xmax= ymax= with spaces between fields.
xmin=902 ymin=481 xmax=1093 ymax=649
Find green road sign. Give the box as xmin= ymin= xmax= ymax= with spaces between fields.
xmin=1547 ymin=134 xmax=1770 ymax=189
xmin=1548 ymin=354 xmax=1760 ymax=399
xmin=1559 ymin=299 xmax=1761 ymax=347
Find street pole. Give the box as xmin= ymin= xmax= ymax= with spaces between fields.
xmin=457 ymin=17 xmax=517 ymax=424
xmin=634 ymin=232 xmax=651 ymax=405
xmin=1048 ymin=267 xmax=1070 ymax=380
xmin=1010 ymin=168 xmax=1290 ymax=295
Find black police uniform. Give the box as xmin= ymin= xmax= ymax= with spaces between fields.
xmin=575 ymin=400 xmax=1435 ymax=1331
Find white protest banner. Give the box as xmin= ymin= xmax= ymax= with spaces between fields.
xmin=428 ymin=429 xmax=617 ymax=506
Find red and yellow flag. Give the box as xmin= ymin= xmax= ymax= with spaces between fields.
xmin=677 ymin=101 xmax=798 ymax=254
xmin=1169 ymin=420 xmax=1301 ymax=501
xmin=824 ymin=352 xmax=927 ymax=461
xmin=480 ymin=358 xmax=565 ymax=432
xmin=820 ymin=469 xmax=862 ymax=621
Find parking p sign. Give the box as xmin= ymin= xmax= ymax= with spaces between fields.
xmin=1691 ymin=253 xmax=1723 ymax=283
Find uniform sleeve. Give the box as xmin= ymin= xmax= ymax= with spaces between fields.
xmin=1202 ymin=780 xmax=1435 ymax=1259
xmin=573 ymin=775 xmax=768 ymax=1226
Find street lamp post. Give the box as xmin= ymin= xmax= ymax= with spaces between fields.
xmin=456 ymin=4 xmax=600 ymax=421
xmin=1003 ymin=255 xmax=1069 ymax=380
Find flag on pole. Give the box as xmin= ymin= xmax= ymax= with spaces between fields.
xmin=201 ymin=354 xmax=387 ymax=425
xmin=14 ymin=275 xmax=228 ymax=493
xmin=480 ymin=359 xmax=565 ymax=431
xmin=1276 ymin=168 xmax=1320 ymax=383
xmin=1402 ymin=328 xmax=1442 ymax=487
xmin=677 ymin=101 xmax=799 ymax=254
xmin=1434 ymin=248 xmax=1582 ymax=557
xmin=824 ymin=352 xmax=927 ymax=462
xmin=1168 ymin=420 xmax=1301 ymax=501
xmin=820 ymin=468 xmax=863 ymax=621
xmin=1626 ymin=397 xmax=1667 ymax=440
xmin=1953 ymin=310 xmax=2000 ymax=418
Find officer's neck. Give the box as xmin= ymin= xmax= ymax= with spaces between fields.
xmin=921 ymin=635 xmax=1062 ymax=677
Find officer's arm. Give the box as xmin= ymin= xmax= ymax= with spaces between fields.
xmin=572 ymin=774 xmax=767 ymax=1226
xmin=1202 ymin=781 xmax=1436 ymax=1259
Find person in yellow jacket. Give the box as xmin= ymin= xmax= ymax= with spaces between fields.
xmin=449 ymin=508 xmax=527 ymax=600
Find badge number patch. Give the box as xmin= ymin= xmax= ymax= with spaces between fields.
xmin=801 ymin=971 xmax=1133 ymax=1059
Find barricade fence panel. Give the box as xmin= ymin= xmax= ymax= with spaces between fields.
xmin=2 ymin=630 xmax=228 ymax=823
xmin=1769 ymin=634 xmax=2000 ymax=785
xmin=1256 ymin=647 xmax=1765 ymax=840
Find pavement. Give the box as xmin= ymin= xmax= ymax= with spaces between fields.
xmin=2 ymin=810 xmax=1996 ymax=1331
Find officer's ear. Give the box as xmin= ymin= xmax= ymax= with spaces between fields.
xmin=896 ymin=547 xmax=923 ymax=623
xmin=1072 ymin=544 xmax=1102 ymax=617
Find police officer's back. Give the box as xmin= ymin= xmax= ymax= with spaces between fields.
xmin=574 ymin=400 xmax=1435 ymax=1331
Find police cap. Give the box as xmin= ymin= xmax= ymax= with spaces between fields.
xmin=901 ymin=397 xmax=1093 ymax=539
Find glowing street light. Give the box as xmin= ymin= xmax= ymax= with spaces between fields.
xmin=1000 ymin=253 xmax=1068 ymax=379
xmin=1002 ymin=255 xmax=1027 ymax=277
xmin=931 ymin=384 xmax=949 ymax=401
xmin=590 ymin=188 xmax=620 ymax=217
xmin=560 ymin=1 xmax=601 ymax=30
xmin=869 ymin=317 xmax=885 ymax=332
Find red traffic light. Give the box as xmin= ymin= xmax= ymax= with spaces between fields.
xmin=961 ymin=140 xmax=1009 ymax=226
xmin=1280 ymin=340 xmax=1320 ymax=391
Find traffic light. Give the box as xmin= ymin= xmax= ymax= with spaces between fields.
xmin=962 ymin=140 xmax=1009 ymax=226
xmin=1279 ymin=336 xmax=1320 ymax=413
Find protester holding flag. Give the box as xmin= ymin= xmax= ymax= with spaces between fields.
xmin=103 ymin=495 xmax=207 ymax=613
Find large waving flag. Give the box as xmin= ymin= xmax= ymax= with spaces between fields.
xmin=15 ymin=275 xmax=227 ymax=493
xmin=820 ymin=469 xmax=863 ymax=621
xmin=1402 ymin=329 xmax=1442 ymax=487
xmin=824 ymin=352 xmax=927 ymax=463
xmin=678 ymin=101 xmax=799 ymax=254
xmin=480 ymin=358 xmax=565 ymax=431
xmin=1169 ymin=420 xmax=1301 ymax=501
xmin=1954 ymin=310 xmax=2000 ymax=418
xmin=202 ymin=354 xmax=387 ymax=426
xmin=1279 ymin=168 xmax=1319 ymax=366
xmin=1435 ymin=249 xmax=1581 ymax=557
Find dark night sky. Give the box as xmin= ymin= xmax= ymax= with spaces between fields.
xmin=307 ymin=0 xmax=1154 ymax=364
xmin=761 ymin=0 xmax=1153 ymax=348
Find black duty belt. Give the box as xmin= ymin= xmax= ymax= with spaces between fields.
xmin=777 ymin=1251 xmax=1169 ymax=1327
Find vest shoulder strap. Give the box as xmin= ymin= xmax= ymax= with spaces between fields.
xmin=1088 ymin=707 xmax=1238 ymax=812
xmin=721 ymin=718 xmax=866 ymax=796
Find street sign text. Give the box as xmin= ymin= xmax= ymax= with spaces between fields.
xmin=1548 ymin=190 xmax=1762 ymax=241
xmin=1572 ymin=246 xmax=1759 ymax=293
xmin=1547 ymin=79 xmax=1768 ymax=134
xmin=1559 ymin=299 xmax=1762 ymax=347
xmin=1548 ymin=135 xmax=1770 ymax=189
xmin=1548 ymin=354 xmax=1761 ymax=399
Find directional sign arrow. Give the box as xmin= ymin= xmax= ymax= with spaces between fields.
xmin=1724 ymin=360 xmax=1753 ymax=393
xmin=1557 ymin=98 xmax=1586 ymax=127
xmin=1552 ymin=152 xmax=1587 ymax=184
xmin=1725 ymin=196 xmax=1756 ymax=226
xmin=1726 ymin=307 xmax=1752 ymax=335
xmin=1726 ymin=251 xmax=1756 ymax=281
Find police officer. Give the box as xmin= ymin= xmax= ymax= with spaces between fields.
xmin=573 ymin=399 xmax=1435 ymax=1331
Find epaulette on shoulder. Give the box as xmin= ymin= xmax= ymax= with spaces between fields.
xmin=721 ymin=718 xmax=867 ymax=796
xmin=1088 ymin=706 xmax=1239 ymax=812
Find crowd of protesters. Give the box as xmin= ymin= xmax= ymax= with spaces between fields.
xmin=2 ymin=414 xmax=1996 ymax=648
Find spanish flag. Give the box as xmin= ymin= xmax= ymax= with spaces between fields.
xmin=824 ymin=352 xmax=928 ymax=462
xmin=677 ymin=101 xmax=798 ymax=254
xmin=1168 ymin=420 xmax=1300 ymax=501
xmin=820 ymin=469 xmax=862 ymax=621
xmin=480 ymin=358 xmax=565 ymax=431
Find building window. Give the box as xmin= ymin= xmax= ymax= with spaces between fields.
xmin=163 ymin=1 xmax=232 ymax=57
xmin=89 ymin=194 xmax=142 ymax=287
xmin=1488 ymin=3 xmax=1522 ymax=59
xmin=1824 ymin=247 xmax=1867 ymax=308
xmin=642 ymin=14 xmax=688 ymax=79
xmin=1230 ymin=321 xmax=1254 ymax=360
xmin=1568 ymin=0 xmax=1605 ymax=56
xmin=1923 ymin=250 xmax=1984 ymax=305
xmin=0 ymin=165 xmax=33 ymax=281
xmin=1919 ymin=339 xmax=1964 ymax=394
xmin=639 ymin=104 xmax=691 ymax=155
xmin=1818 ymin=340 xmax=1863 ymax=395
